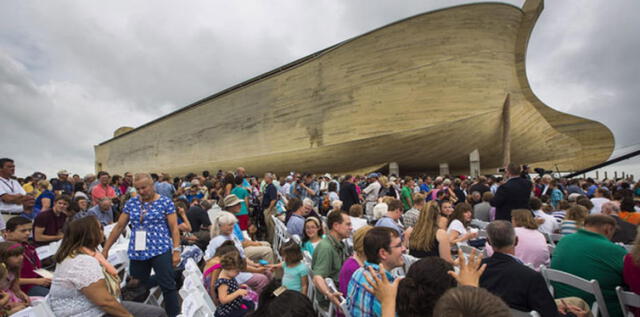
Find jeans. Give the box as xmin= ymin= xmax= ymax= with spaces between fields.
xmin=119 ymin=300 xmax=168 ymax=317
xmin=129 ymin=251 xmax=179 ymax=317
xmin=27 ymin=285 xmax=49 ymax=297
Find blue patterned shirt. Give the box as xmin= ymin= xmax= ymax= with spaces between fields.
xmin=346 ymin=262 xmax=395 ymax=317
xmin=124 ymin=196 xmax=176 ymax=260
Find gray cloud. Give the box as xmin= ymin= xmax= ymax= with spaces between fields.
xmin=1 ymin=0 xmax=638 ymax=178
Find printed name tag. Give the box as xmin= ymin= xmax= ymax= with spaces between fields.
xmin=134 ymin=230 xmax=147 ymax=251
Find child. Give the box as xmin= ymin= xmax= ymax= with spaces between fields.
xmin=0 ymin=242 xmax=30 ymax=311
xmin=204 ymin=241 xmax=242 ymax=304
xmin=4 ymin=217 xmax=49 ymax=297
xmin=278 ymin=241 xmax=308 ymax=295
xmin=0 ymin=263 xmax=27 ymax=316
xmin=215 ymin=252 xmax=255 ymax=317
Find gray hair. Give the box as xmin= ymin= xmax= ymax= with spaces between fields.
xmin=210 ymin=211 xmax=238 ymax=236
xmin=302 ymin=198 xmax=314 ymax=207
xmin=486 ymin=220 xmax=515 ymax=249
xmin=601 ymin=201 xmax=620 ymax=215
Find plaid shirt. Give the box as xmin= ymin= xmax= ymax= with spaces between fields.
xmin=346 ymin=262 xmax=395 ymax=317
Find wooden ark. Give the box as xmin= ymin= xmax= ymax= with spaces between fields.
xmin=95 ymin=0 xmax=614 ymax=177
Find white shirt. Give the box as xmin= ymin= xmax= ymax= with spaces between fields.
xmin=590 ymin=197 xmax=610 ymax=214
xmin=447 ymin=219 xmax=469 ymax=246
xmin=363 ymin=181 xmax=381 ymax=202
xmin=281 ymin=183 xmax=292 ymax=197
xmin=350 ymin=216 xmax=368 ymax=232
xmin=0 ymin=176 xmax=25 ymax=213
xmin=533 ymin=209 xmax=560 ymax=235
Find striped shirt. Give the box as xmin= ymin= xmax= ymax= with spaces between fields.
xmin=346 ymin=262 xmax=395 ymax=317
xmin=560 ymin=220 xmax=578 ymax=235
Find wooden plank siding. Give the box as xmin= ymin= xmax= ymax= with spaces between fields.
xmin=95 ymin=0 xmax=613 ymax=176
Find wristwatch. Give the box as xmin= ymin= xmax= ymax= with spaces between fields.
xmin=172 ymin=246 xmax=183 ymax=253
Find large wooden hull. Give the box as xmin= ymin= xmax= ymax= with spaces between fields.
xmin=95 ymin=0 xmax=614 ymax=176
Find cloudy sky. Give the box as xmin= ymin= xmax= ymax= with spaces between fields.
xmin=1 ymin=0 xmax=639 ymax=179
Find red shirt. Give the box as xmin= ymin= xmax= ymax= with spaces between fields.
xmin=17 ymin=242 xmax=42 ymax=293
xmin=91 ymin=184 xmax=116 ymax=205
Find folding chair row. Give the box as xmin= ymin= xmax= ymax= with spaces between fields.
xmin=541 ymin=267 xmax=609 ymax=317
xmin=616 ymin=286 xmax=640 ymax=317
xmin=325 ymin=278 xmax=351 ymax=317
xmin=181 ymin=270 xmax=216 ymax=316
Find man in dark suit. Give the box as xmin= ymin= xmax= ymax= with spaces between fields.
xmin=480 ymin=220 xmax=587 ymax=317
xmin=602 ymin=201 xmax=637 ymax=244
xmin=339 ymin=174 xmax=360 ymax=212
xmin=490 ymin=163 xmax=532 ymax=221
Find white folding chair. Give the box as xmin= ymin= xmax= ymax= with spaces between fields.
xmin=510 ymin=308 xmax=540 ymax=317
xmin=544 ymin=233 xmax=556 ymax=247
xmin=547 ymin=244 xmax=555 ymax=258
xmin=181 ymin=270 xmax=216 ymax=313
xmin=325 ymin=277 xmax=351 ymax=317
xmin=291 ymin=234 xmax=302 ymax=245
xmin=303 ymin=262 xmax=316 ymax=299
xmin=184 ymin=258 xmax=202 ymax=278
xmin=180 ymin=289 xmax=215 ymax=317
xmin=541 ymin=267 xmax=609 ymax=317
xmin=616 ymin=286 xmax=640 ymax=317
xmin=550 ymin=233 xmax=564 ymax=244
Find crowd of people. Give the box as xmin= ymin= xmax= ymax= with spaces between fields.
xmin=1 ymin=156 xmax=640 ymax=316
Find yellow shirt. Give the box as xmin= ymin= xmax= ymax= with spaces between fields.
xmin=22 ymin=183 xmax=41 ymax=197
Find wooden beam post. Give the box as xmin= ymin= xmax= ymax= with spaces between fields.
xmin=502 ymin=94 xmax=511 ymax=167
xmin=470 ymin=149 xmax=480 ymax=178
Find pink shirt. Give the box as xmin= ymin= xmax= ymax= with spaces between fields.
xmin=339 ymin=257 xmax=362 ymax=296
xmin=485 ymin=227 xmax=549 ymax=270
xmin=91 ymin=184 xmax=116 ymax=205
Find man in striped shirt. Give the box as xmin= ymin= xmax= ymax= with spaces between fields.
xmin=346 ymin=227 xmax=405 ymax=317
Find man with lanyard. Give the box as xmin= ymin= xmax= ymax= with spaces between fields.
xmin=312 ymin=210 xmax=352 ymax=311
xmin=0 ymin=158 xmax=25 ymax=228
xmin=103 ymin=173 xmax=182 ymax=317
xmin=346 ymin=227 xmax=405 ymax=317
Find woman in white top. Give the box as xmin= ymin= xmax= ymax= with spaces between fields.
xmin=446 ymin=202 xmax=478 ymax=245
xmin=48 ymin=216 xmax=166 ymax=317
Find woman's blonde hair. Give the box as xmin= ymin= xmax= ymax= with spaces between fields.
xmin=379 ymin=176 xmax=388 ymax=188
xmin=37 ymin=179 xmax=51 ymax=190
xmin=210 ymin=211 xmax=238 ymax=237
xmin=409 ymin=201 xmax=440 ymax=251
xmin=511 ymin=209 xmax=538 ymax=230
xmin=353 ymin=225 xmax=373 ymax=257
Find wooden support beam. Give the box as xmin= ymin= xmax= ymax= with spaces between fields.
xmin=502 ymin=94 xmax=511 ymax=167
